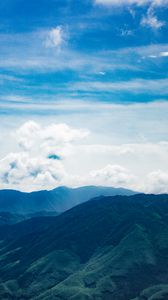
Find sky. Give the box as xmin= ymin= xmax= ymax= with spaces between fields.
xmin=0 ymin=0 xmax=168 ymax=193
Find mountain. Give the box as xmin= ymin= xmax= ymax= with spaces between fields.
xmin=0 ymin=212 xmax=26 ymax=226
xmin=0 ymin=185 xmax=135 ymax=214
xmin=0 ymin=194 xmax=168 ymax=299
xmin=0 ymin=211 xmax=59 ymax=226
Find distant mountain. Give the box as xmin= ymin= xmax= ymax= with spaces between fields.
xmin=0 ymin=185 xmax=135 ymax=214
xmin=0 ymin=194 xmax=168 ymax=299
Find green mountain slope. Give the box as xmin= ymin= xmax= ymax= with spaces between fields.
xmin=0 ymin=194 xmax=168 ymax=299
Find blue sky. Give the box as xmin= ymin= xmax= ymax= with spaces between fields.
xmin=0 ymin=0 xmax=168 ymax=192
xmin=1 ymin=0 xmax=168 ymax=108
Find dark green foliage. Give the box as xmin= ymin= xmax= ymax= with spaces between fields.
xmin=0 ymin=194 xmax=168 ymax=299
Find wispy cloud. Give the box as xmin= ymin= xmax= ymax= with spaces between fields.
xmin=70 ymin=78 xmax=168 ymax=95
xmin=95 ymin=0 xmax=166 ymax=30
xmin=0 ymin=36 xmax=139 ymax=73
xmin=0 ymin=74 xmax=24 ymax=84
xmin=0 ymin=28 xmax=168 ymax=75
xmin=141 ymin=7 xmax=165 ymax=29
xmin=94 ymin=0 xmax=168 ymax=6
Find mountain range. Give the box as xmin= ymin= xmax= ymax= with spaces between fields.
xmin=0 ymin=193 xmax=167 ymax=299
xmin=0 ymin=185 xmax=135 ymax=216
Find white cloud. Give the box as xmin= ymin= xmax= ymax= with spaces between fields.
xmin=1 ymin=29 xmax=168 ymax=74
xmin=15 ymin=121 xmax=41 ymax=150
xmin=0 ymin=30 xmax=153 ymax=73
xmin=0 ymin=121 xmax=89 ymax=191
xmin=141 ymin=10 xmax=165 ymax=29
xmin=65 ymin=141 xmax=168 ymax=192
xmin=120 ymin=29 xmax=133 ymax=36
xmin=71 ymin=78 xmax=168 ymax=94
xmin=0 ymin=74 xmax=23 ymax=84
xmin=160 ymin=51 xmax=168 ymax=57
xmin=15 ymin=121 xmax=89 ymax=152
xmin=85 ymin=163 xmax=168 ymax=194
xmin=147 ymin=50 xmax=168 ymax=59
xmin=0 ymin=118 xmax=168 ymax=193
xmin=95 ymin=0 xmax=141 ymax=5
xmin=45 ymin=26 xmax=65 ymax=48
xmin=146 ymin=170 xmax=168 ymax=193
xmin=89 ymin=164 xmax=136 ymax=188
xmin=94 ymin=0 xmax=168 ymax=6
xmin=99 ymin=71 xmax=106 ymax=75
xmin=148 ymin=55 xmax=157 ymax=58
xmin=0 ymin=152 xmax=66 ymax=190
xmin=95 ymin=0 xmax=166 ymax=30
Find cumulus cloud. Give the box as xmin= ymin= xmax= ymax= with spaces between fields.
xmin=0 ymin=120 xmax=168 ymax=193
xmin=89 ymin=164 xmax=136 ymax=188
xmin=0 ymin=152 xmax=66 ymax=190
xmin=145 ymin=170 xmax=168 ymax=194
xmin=0 ymin=121 xmax=89 ymax=191
xmin=86 ymin=164 xmax=168 ymax=194
xmin=15 ymin=120 xmax=89 ymax=155
xmin=45 ymin=26 xmax=66 ymax=48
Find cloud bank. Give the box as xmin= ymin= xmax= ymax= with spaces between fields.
xmin=0 ymin=121 xmax=168 ymax=193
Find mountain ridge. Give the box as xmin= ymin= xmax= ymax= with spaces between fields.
xmin=0 ymin=193 xmax=167 ymax=299
xmin=0 ymin=185 xmax=136 ymax=215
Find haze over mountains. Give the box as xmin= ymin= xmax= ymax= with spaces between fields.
xmin=0 ymin=185 xmax=135 ymax=216
xmin=0 ymin=193 xmax=168 ymax=299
